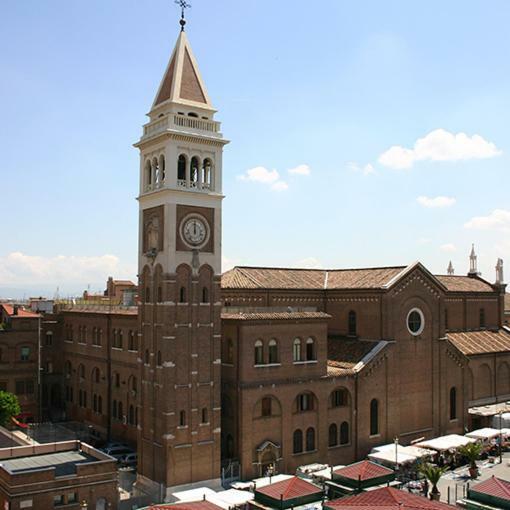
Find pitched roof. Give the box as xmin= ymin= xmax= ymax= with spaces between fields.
xmin=327 ymin=338 xmax=384 ymax=376
xmin=470 ymin=476 xmax=510 ymax=501
xmin=146 ymin=502 xmax=224 ymax=510
xmin=255 ymin=476 xmax=322 ymax=501
xmin=221 ymin=311 xmax=331 ymax=321
xmin=221 ymin=266 xmax=406 ymax=290
xmin=447 ymin=329 xmax=510 ymax=356
xmin=0 ymin=304 xmax=39 ymax=318
xmin=436 ymin=275 xmax=494 ymax=293
xmin=152 ymin=31 xmax=212 ymax=109
xmin=333 ymin=460 xmax=393 ymax=481
xmin=326 ymin=486 xmax=455 ymax=509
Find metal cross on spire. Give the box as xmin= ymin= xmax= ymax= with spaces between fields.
xmin=175 ymin=0 xmax=191 ymax=31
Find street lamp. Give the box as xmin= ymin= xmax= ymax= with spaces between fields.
xmin=80 ymin=500 xmax=88 ymax=509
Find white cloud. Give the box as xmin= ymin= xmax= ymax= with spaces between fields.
xmin=238 ymin=166 xmax=288 ymax=191
xmin=238 ymin=166 xmax=279 ymax=183
xmin=464 ymin=209 xmax=510 ymax=231
xmin=347 ymin=162 xmax=375 ymax=175
xmin=417 ymin=237 xmax=431 ymax=245
xmin=0 ymin=252 xmax=136 ymax=286
xmin=417 ymin=196 xmax=456 ymax=208
xmin=293 ymin=257 xmax=323 ymax=269
xmin=440 ymin=243 xmax=456 ymax=253
xmin=378 ymin=128 xmax=502 ymax=169
xmin=271 ymin=181 xmax=289 ymax=191
xmin=288 ymin=164 xmax=311 ymax=176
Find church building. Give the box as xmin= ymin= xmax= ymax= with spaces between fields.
xmin=128 ymin=16 xmax=510 ymax=497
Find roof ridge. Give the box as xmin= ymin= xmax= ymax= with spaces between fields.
xmin=233 ymin=265 xmax=407 ymax=272
xmin=493 ymin=476 xmax=510 ymax=497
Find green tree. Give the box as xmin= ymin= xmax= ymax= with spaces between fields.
xmin=0 ymin=391 xmax=21 ymax=427
xmin=459 ymin=442 xmax=483 ymax=478
xmin=419 ymin=463 xmax=447 ymax=499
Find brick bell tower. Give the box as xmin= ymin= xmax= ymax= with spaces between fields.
xmin=134 ymin=11 xmax=228 ymax=497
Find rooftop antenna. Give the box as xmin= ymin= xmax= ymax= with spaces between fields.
xmin=175 ymin=0 xmax=191 ymax=31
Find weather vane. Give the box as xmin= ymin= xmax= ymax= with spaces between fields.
xmin=175 ymin=0 xmax=191 ymax=31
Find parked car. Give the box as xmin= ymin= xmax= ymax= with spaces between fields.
xmin=102 ymin=444 xmax=134 ymax=461
xmin=120 ymin=452 xmax=138 ymax=469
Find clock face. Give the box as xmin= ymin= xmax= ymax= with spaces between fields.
xmin=181 ymin=216 xmax=208 ymax=247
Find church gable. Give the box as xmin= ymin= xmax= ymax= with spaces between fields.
xmin=386 ymin=262 xmax=445 ymax=300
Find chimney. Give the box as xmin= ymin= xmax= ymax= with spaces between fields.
xmin=12 ymin=305 xmax=18 ymax=316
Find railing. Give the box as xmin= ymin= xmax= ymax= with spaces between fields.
xmin=142 ymin=114 xmax=221 ymax=139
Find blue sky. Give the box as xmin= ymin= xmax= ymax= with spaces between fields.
xmin=1 ymin=0 xmax=509 ymax=298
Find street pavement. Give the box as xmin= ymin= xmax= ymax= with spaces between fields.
xmin=436 ymin=452 xmax=510 ymax=505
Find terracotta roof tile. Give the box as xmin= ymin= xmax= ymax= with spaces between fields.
xmin=0 ymin=304 xmax=40 ymax=318
xmin=470 ymin=476 xmax=510 ymax=501
xmin=326 ymin=486 xmax=455 ymax=509
xmin=221 ymin=266 xmax=406 ymax=290
xmin=447 ymin=329 xmax=510 ymax=355
xmin=221 ymin=311 xmax=331 ymax=321
xmin=327 ymin=338 xmax=383 ymax=376
xmin=333 ymin=460 xmax=393 ymax=481
xmin=256 ymin=476 xmax=322 ymax=501
xmin=436 ymin=275 xmax=494 ymax=293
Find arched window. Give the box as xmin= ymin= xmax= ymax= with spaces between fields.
xmin=98 ymin=396 xmax=102 ymax=414
xmin=157 ymin=351 xmax=162 ymax=366
xmin=293 ymin=429 xmax=303 ymax=454
xmin=93 ymin=368 xmax=100 ymax=384
xmin=152 ymin=157 xmax=159 ymax=186
xmin=114 ymin=372 xmax=120 ymax=388
xmin=118 ymin=401 xmax=123 ymax=421
xmin=179 ymin=286 xmax=186 ymax=303
xmin=93 ymin=394 xmax=97 ymax=412
xmin=306 ymin=427 xmax=315 ymax=451
xmin=144 ymin=349 xmax=150 ymax=364
xmin=340 ymin=421 xmax=349 ymax=445
xmin=131 ymin=376 xmax=137 ymax=393
xmin=261 ymin=397 xmax=272 ymax=417
xmin=328 ymin=423 xmax=338 ymax=447
xmin=202 ymin=158 xmax=213 ymax=188
xmin=159 ymin=155 xmax=166 ymax=183
xmin=202 ymin=287 xmax=209 ymax=303
xmin=268 ymin=339 xmax=278 ymax=364
xmin=293 ymin=338 xmax=302 ymax=362
xmin=201 ymin=407 xmax=208 ymax=423
xmin=112 ymin=400 xmax=117 ymax=419
xmin=145 ymin=160 xmax=152 ymax=189
xmin=179 ymin=410 xmax=186 ymax=427
xmin=254 ymin=340 xmax=264 ymax=365
xmin=79 ymin=364 xmax=85 ymax=380
xmin=128 ymin=330 xmax=136 ymax=351
xmin=118 ymin=330 xmax=123 ymax=349
xmin=449 ymin=387 xmax=457 ymax=420
xmin=45 ymin=331 xmax=53 ymax=346
xmin=330 ymin=388 xmax=349 ymax=408
xmin=296 ymin=393 xmax=314 ymax=412
xmin=129 ymin=405 xmax=135 ymax=425
xmin=65 ymin=361 xmax=72 ymax=378
xmin=370 ymin=399 xmax=379 ymax=436
xmin=145 ymin=286 xmax=151 ymax=303
xmin=306 ymin=337 xmax=316 ymax=361
xmin=348 ymin=310 xmax=357 ymax=336
xmin=178 ymin=154 xmax=187 ymax=181
xmin=190 ymin=156 xmax=199 ymax=185
xmin=479 ymin=308 xmax=486 ymax=328
xmin=157 ymin=286 xmax=163 ymax=303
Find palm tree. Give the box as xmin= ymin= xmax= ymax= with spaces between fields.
xmin=419 ymin=463 xmax=447 ymax=501
xmin=459 ymin=442 xmax=483 ymax=478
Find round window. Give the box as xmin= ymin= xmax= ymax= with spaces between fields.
xmin=407 ymin=308 xmax=425 ymax=336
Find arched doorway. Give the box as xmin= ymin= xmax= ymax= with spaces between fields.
xmin=96 ymin=498 xmax=106 ymax=510
xmin=256 ymin=440 xmax=281 ymax=477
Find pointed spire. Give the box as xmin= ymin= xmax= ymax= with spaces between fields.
xmin=496 ymin=258 xmax=504 ymax=285
xmin=151 ymin=30 xmax=213 ymax=111
xmin=468 ymin=244 xmax=480 ymax=277
xmin=447 ymin=261 xmax=454 ymax=276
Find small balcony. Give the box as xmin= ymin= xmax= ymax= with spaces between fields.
xmin=142 ymin=114 xmax=222 ymax=140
